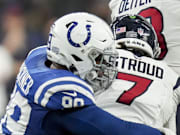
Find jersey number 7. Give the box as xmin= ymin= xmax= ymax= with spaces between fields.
xmin=116 ymin=72 xmax=153 ymax=105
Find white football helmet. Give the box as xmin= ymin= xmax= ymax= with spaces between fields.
xmin=47 ymin=12 xmax=117 ymax=91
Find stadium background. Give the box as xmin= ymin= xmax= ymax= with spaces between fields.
xmin=0 ymin=0 xmax=179 ymax=135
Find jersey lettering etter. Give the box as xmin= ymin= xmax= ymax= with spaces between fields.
xmin=118 ymin=0 xmax=152 ymax=14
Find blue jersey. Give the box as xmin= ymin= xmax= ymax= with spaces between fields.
xmin=0 ymin=46 xmax=95 ymax=135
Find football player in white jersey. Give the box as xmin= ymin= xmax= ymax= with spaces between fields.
xmin=108 ymin=1 xmax=180 ymax=134
xmin=109 ymin=0 xmax=180 ymax=73
xmin=95 ymin=15 xmax=180 ymax=135
xmin=0 ymin=12 xmax=164 ymax=135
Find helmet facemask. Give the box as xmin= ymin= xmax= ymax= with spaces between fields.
xmin=85 ymin=48 xmax=118 ymax=92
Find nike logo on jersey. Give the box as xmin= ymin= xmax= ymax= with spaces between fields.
xmin=62 ymin=91 xmax=77 ymax=97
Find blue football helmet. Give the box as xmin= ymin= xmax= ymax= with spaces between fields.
xmin=111 ymin=14 xmax=161 ymax=58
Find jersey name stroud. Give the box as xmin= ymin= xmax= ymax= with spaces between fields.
xmin=116 ymin=56 xmax=164 ymax=79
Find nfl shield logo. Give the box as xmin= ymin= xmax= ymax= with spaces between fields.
xmin=137 ymin=28 xmax=144 ymax=36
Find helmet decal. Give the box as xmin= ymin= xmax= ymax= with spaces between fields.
xmin=111 ymin=14 xmax=160 ymax=58
xmin=130 ymin=15 xmax=136 ymax=19
xmin=67 ymin=21 xmax=91 ymax=47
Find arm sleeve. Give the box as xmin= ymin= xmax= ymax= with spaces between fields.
xmin=42 ymin=105 xmax=163 ymax=135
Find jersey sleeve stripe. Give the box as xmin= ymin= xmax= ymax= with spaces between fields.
xmin=37 ymin=81 xmax=95 ymax=105
xmin=40 ymin=84 xmax=95 ymax=107
xmin=34 ymin=77 xmax=94 ymax=104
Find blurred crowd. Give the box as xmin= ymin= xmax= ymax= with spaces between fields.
xmin=0 ymin=0 xmax=111 ymax=118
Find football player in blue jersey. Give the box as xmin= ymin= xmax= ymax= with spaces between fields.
xmin=0 ymin=12 xmax=164 ymax=135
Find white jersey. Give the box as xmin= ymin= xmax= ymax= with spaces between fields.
xmin=109 ymin=0 xmax=180 ymax=75
xmin=95 ymin=49 xmax=180 ymax=134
